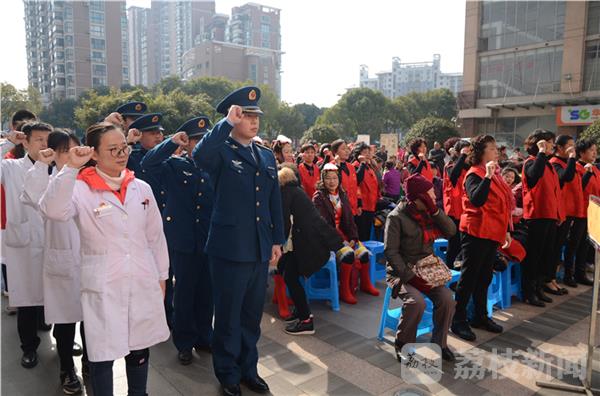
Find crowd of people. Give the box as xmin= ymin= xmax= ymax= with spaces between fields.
xmin=1 ymin=84 xmax=599 ymax=396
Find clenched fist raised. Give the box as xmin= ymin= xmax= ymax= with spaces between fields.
xmin=227 ymin=105 xmax=244 ymax=125
xmin=171 ymin=131 xmax=189 ymax=146
xmin=67 ymin=146 xmax=94 ymax=169
xmin=126 ymin=128 xmax=142 ymax=144
xmin=38 ymin=148 xmax=56 ymax=165
xmin=7 ymin=130 xmax=26 ymax=145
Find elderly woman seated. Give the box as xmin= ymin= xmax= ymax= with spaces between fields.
xmin=384 ymin=174 xmax=457 ymax=362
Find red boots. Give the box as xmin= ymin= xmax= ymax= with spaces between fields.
xmin=339 ymin=263 xmax=358 ymax=304
xmin=359 ymin=261 xmax=380 ymax=296
xmin=273 ymin=274 xmax=292 ymax=318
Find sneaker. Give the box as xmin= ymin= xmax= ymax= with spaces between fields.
xmin=60 ymin=369 xmax=82 ymax=395
xmin=284 ymin=309 xmax=299 ymax=323
xmin=284 ymin=318 xmax=315 ymax=335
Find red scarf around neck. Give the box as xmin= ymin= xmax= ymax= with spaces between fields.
xmin=406 ymin=201 xmax=442 ymax=244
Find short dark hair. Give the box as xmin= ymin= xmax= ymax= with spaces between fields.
xmin=576 ymin=138 xmax=596 ymax=157
xmin=319 ymin=143 xmax=331 ymax=157
xmin=385 ymin=160 xmax=395 ymax=170
xmin=443 ymin=137 xmax=461 ymax=155
xmin=11 ymin=110 xmax=36 ymax=126
xmin=555 ymin=134 xmax=574 ymax=148
xmin=409 ymin=138 xmax=426 ymax=156
xmin=300 ymin=143 xmax=315 ymax=153
xmin=47 ymin=129 xmax=81 ymax=153
xmin=468 ymin=135 xmax=496 ymax=166
xmin=20 ymin=121 xmax=53 ymax=139
xmin=331 ymin=139 xmax=345 ymax=155
xmin=524 ymin=129 xmax=556 ymax=156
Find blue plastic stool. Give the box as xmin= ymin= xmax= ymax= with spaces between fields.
xmin=363 ymin=240 xmax=386 ymax=283
xmin=433 ymin=238 xmax=448 ymax=264
xmin=500 ymin=261 xmax=522 ymax=309
xmin=377 ymin=269 xmax=460 ymax=340
xmin=467 ymin=271 xmax=503 ymax=320
xmin=303 ymin=253 xmax=340 ymax=312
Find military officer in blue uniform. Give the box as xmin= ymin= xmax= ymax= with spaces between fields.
xmin=193 ymin=86 xmax=285 ymax=396
xmin=103 ymin=101 xmax=147 ymax=130
xmin=139 ymin=116 xmax=214 ymax=365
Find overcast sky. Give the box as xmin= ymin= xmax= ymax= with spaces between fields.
xmin=1 ymin=0 xmax=466 ymax=107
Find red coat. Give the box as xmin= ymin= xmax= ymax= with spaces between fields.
xmin=298 ymin=162 xmax=320 ymax=199
xmin=1 ymin=184 xmax=5 ymax=230
xmin=336 ymin=161 xmax=360 ymax=215
xmin=443 ymin=161 xmax=466 ymax=219
xmin=522 ymin=156 xmax=563 ymax=221
xmin=409 ymin=157 xmax=434 ymax=182
xmin=550 ymin=157 xmax=585 ymax=218
xmin=578 ymin=162 xmax=600 ymax=214
xmin=353 ymin=161 xmax=379 ymax=212
xmin=459 ymin=166 xmax=510 ymax=244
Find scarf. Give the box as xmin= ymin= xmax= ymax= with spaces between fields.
xmin=95 ymin=166 xmax=127 ymax=191
xmin=406 ymin=201 xmax=442 ymax=244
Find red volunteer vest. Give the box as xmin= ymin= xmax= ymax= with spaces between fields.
xmin=521 ymin=156 xmax=562 ymax=221
xmin=459 ymin=166 xmax=510 ymax=244
xmin=409 ymin=157 xmax=433 ymax=182
xmin=577 ymin=162 xmax=600 ymax=213
xmin=549 ymin=157 xmax=585 ymax=218
xmin=298 ymin=162 xmax=320 ymax=199
xmin=353 ymin=161 xmax=379 ymax=212
xmin=443 ymin=161 xmax=466 ymax=219
xmin=336 ymin=161 xmax=360 ymax=215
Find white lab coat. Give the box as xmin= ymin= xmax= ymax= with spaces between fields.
xmin=21 ymin=161 xmax=83 ymax=324
xmin=0 ymin=140 xmax=44 ymax=307
xmin=40 ymin=166 xmax=170 ymax=362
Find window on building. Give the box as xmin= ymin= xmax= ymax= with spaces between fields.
xmin=65 ymin=35 xmax=73 ymax=47
xmin=261 ymin=23 xmax=270 ymax=33
xmin=90 ymin=25 xmax=104 ymax=37
xmin=90 ymin=1 xmax=104 ymax=12
xmin=584 ymin=40 xmax=600 ymax=91
xmin=479 ymin=45 xmax=563 ymax=99
xmin=65 ymin=48 xmax=73 ymax=61
xmin=480 ymin=1 xmax=565 ymax=51
xmin=55 ymin=38 xmax=64 ymax=47
xmin=92 ymin=51 xmax=105 ymax=62
xmin=90 ymin=11 xmax=104 ymax=25
xmin=249 ymin=64 xmax=257 ymax=82
xmin=66 ymin=62 xmax=74 ymax=74
xmin=91 ymin=38 xmax=105 ymax=50
xmin=56 ymin=64 xmax=65 ymax=73
xmin=93 ymin=64 xmax=106 ymax=76
xmin=93 ymin=77 xmax=107 ymax=87
xmin=589 ymin=2 xmax=600 ymax=35
xmin=261 ymin=15 xmax=270 ymax=23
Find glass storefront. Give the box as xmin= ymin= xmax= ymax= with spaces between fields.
xmin=480 ymin=1 xmax=565 ymax=51
xmin=476 ymin=115 xmax=557 ymax=148
xmin=584 ymin=40 xmax=600 ymax=92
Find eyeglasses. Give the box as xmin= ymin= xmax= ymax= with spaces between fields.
xmin=107 ymin=145 xmax=132 ymax=158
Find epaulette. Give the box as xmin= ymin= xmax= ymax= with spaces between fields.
xmin=255 ymin=143 xmax=272 ymax=152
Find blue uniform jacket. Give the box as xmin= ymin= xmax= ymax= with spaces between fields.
xmin=192 ymin=118 xmax=285 ymax=262
xmin=140 ymin=139 xmax=214 ymax=254
xmin=128 ymin=144 xmax=166 ymax=210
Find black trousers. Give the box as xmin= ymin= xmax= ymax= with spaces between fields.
xmin=355 ymin=211 xmax=375 ymax=241
xmin=550 ymin=217 xmax=572 ymax=281
xmin=453 ymin=233 xmax=498 ymax=323
xmin=53 ymin=323 xmax=76 ymax=372
xmin=446 ymin=217 xmax=462 ymax=269
xmin=522 ymin=219 xmax=557 ymax=294
xmin=565 ymin=217 xmax=589 ymax=277
xmin=17 ymin=306 xmax=43 ymax=353
xmin=280 ymin=252 xmax=311 ymax=321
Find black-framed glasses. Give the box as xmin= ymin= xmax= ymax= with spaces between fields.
xmin=108 ymin=145 xmax=132 ymax=158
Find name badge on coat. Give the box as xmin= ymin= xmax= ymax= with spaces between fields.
xmin=93 ymin=202 xmax=114 ymax=218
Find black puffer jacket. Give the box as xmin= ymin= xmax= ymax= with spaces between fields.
xmin=279 ymin=167 xmax=344 ymax=276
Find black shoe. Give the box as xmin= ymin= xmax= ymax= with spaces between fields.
xmin=222 ymin=384 xmax=241 ymax=396
xmin=575 ymin=273 xmax=594 ymax=286
xmin=535 ymin=289 xmax=553 ymax=303
xmin=60 ymin=369 xmax=82 ymax=395
xmin=21 ymin=351 xmax=38 ymax=368
xmin=470 ymin=317 xmax=503 ymax=333
xmin=563 ymin=276 xmax=578 ymax=288
xmin=194 ymin=344 xmax=212 ymax=354
xmin=441 ymin=347 xmax=455 ymax=362
xmin=72 ymin=342 xmax=83 ymax=357
xmin=451 ymin=321 xmax=476 ymax=341
xmin=39 ymin=322 xmax=52 ymax=332
xmin=241 ymin=376 xmax=269 ymax=394
xmin=394 ymin=339 xmax=406 ymax=362
xmin=543 ymin=286 xmax=564 ymax=296
xmin=284 ymin=309 xmax=299 ymax=323
xmin=178 ymin=350 xmax=193 ymax=365
xmin=284 ymin=318 xmax=315 ymax=335
xmin=523 ymin=293 xmax=545 ymax=307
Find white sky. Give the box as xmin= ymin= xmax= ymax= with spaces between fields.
xmin=1 ymin=0 xmax=466 ymax=107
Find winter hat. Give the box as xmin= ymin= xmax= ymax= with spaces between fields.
xmin=405 ymin=174 xmax=434 ymax=202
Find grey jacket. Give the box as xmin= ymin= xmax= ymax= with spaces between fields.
xmin=384 ymin=202 xmax=456 ymax=290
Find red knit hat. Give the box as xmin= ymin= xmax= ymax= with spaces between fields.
xmin=405 ymin=174 xmax=433 ymax=202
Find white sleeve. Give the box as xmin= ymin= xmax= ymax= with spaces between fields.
xmin=143 ymin=185 xmax=169 ymax=280
xmin=0 ymin=140 xmax=15 ymax=158
xmin=39 ymin=166 xmax=79 ymax=221
xmin=20 ymin=162 xmax=50 ymax=209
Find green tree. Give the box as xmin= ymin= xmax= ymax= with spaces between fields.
xmin=403 ymin=116 xmax=459 ymax=148
xmin=1 ymin=83 xmax=43 ymax=127
xmin=155 ymin=76 xmax=184 ymax=94
xmin=317 ymin=88 xmax=391 ymax=140
xmin=407 ymin=89 xmax=457 ymax=120
xmin=39 ymin=98 xmax=79 ymax=130
xmin=581 ymin=119 xmax=600 ymax=146
xmin=271 ymin=102 xmax=306 ymax=140
xmin=182 ymin=77 xmax=239 ymax=107
xmin=301 ymin=124 xmax=341 ymax=144
xmin=293 ymin=103 xmax=323 ymax=130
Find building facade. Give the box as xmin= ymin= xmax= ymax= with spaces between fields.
xmin=458 ymin=1 xmax=600 ymax=147
xmin=24 ymin=0 xmax=128 ymax=104
xmin=359 ymin=55 xmax=463 ymax=98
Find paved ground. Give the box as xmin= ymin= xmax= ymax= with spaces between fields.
xmin=2 ymin=277 xmax=600 ymax=395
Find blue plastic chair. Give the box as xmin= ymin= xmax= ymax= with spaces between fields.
xmin=467 ymin=270 xmax=503 ymax=319
xmin=433 ymin=238 xmax=448 ymax=264
xmin=303 ymin=253 xmax=340 ymax=312
xmin=377 ymin=269 xmax=460 ymax=340
xmin=363 ymin=240 xmax=386 ymax=283
xmin=500 ymin=261 xmax=522 ymax=309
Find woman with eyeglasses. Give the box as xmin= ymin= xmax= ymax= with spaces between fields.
xmin=21 ymin=130 xmax=85 ymax=394
xmin=39 ymin=122 xmax=170 ymax=396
